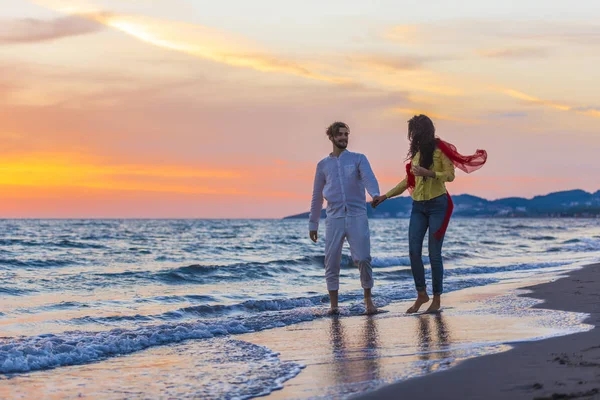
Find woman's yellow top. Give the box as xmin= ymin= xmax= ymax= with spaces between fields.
xmin=385 ymin=148 xmax=455 ymax=201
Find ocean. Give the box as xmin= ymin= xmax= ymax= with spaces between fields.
xmin=1 ymin=218 xmax=600 ymax=398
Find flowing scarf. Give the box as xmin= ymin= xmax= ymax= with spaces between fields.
xmin=406 ymin=138 xmax=487 ymax=240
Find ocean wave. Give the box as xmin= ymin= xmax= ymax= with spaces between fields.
xmin=0 ymin=239 xmax=40 ymax=247
xmin=70 ymin=295 xmax=329 ymax=325
xmin=528 ymin=236 xmax=557 ymax=241
xmin=371 ymin=256 xmax=413 ymax=267
xmin=54 ymin=240 xmax=107 ymax=249
xmin=480 ymin=240 xmax=503 ymax=245
xmin=0 ymin=239 xmax=105 ymax=249
xmin=72 ymin=314 xmax=154 ymax=324
xmin=2 ymin=284 xmax=421 ymax=375
xmin=377 ymin=268 xmax=413 ymax=281
xmin=97 ymin=257 xmax=323 ymax=285
xmin=38 ymin=301 xmax=90 ymax=311
xmin=0 ymin=258 xmax=74 ymax=268
xmin=444 ymin=251 xmax=478 ymax=260
xmin=134 ymin=294 xmax=217 ymax=304
xmin=186 ymin=339 xmax=303 ymax=400
xmin=446 ymin=261 xmax=565 ymax=276
xmin=448 ymin=277 xmax=500 ymax=290
xmin=0 ymin=260 xmax=559 ymax=376
xmin=0 ymin=287 xmax=30 ymax=296
xmin=561 ymin=238 xmax=600 ymax=252
xmin=0 ymin=306 xmax=325 ymax=374
xmin=156 ymin=264 xmax=279 ymax=283
xmin=502 ymin=224 xmax=567 ymax=231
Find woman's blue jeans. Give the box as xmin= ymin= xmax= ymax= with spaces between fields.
xmin=408 ymin=193 xmax=448 ymax=295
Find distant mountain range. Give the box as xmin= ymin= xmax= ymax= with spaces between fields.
xmin=284 ymin=190 xmax=600 ymax=219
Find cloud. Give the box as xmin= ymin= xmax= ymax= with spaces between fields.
xmin=28 ymin=2 xmax=468 ymax=97
xmin=78 ymin=12 xmax=352 ymax=85
xmin=477 ymin=47 xmax=549 ymax=59
xmin=0 ymin=15 xmax=103 ymax=44
xmin=354 ymin=54 xmax=424 ymax=72
xmin=499 ymin=88 xmax=600 ymax=118
xmin=489 ymin=112 xmax=528 ymax=118
xmin=385 ymin=20 xmax=600 ymax=47
xmin=391 ymin=108 xmax=481 ymax=124
xmin=572 ymin=106 xmax=600 ymax=117
xmin=383 ymin=25 xmax=423 ymax=45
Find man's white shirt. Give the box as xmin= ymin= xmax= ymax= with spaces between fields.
xmin=309 ymin=150 xmax=380 ymax=231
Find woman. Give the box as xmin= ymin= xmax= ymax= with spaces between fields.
xmin=372 ymin=114 xmax=486 ymax=314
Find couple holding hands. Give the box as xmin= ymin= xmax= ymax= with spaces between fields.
xmin=308 ymin=115 xmax=487 ymax=315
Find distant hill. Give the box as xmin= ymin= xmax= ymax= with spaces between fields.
xmin=284 ymin=190 xmax=600 ymax=219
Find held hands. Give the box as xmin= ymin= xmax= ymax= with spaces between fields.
xmin=412 ymin=165 xmax=435 ymax=178
xmin=371 ymin=194 xmax=387 ymax=208
xmin=309 ymin=230 xmax=318 ymax=243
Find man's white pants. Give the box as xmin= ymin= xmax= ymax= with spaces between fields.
xmin=324 ymin=214 xmax=373 ymax=291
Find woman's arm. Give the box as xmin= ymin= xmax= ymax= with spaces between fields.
xmin=435 ymin=153 xmax=456 ymax=182
xmin=385 ymin=178 xmax=408 ymax=199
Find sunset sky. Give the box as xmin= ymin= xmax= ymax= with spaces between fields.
xmin=1 ymin=0 xmax=599 ymax=218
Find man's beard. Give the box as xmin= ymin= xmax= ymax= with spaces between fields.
xmin=334 ymin=140 xmax=348 ymax=149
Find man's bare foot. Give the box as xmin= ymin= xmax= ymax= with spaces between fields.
xmin=363 ymin=288 xmax=377 ymax=314
xmin=328 ymin=290 xmax=339 ymax=315
xmin=328 ymin=307 xmax=340 ymax=315
xmin=364 ymin=301 xmax=378 ymax=315
xmin=406 ymin=291 xmax=430 ymax=314
xmin=424 ymin=295 xmax=441 ymax=313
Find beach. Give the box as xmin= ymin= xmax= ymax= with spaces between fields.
xmin=358 ymin=263 xmax=600 ymax=400
xmin=1 ymin=219 xmax=599 ymax=399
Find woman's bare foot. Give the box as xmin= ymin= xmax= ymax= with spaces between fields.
xmin=406 ymin=291 xmax=430 ymax=314
xmin=425 ymin=295 xmax=441 ymax=313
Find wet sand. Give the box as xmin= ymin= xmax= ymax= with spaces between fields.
xmin=358 ymin=263 xmax=600 ymax=400
xmin=242 ymin=266 xmax=592 ymax=399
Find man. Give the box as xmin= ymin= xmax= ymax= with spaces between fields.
xmin=309 ymin=121 xmax=380 ymax=314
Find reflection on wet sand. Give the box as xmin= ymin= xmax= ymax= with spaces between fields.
xmin=416 ymin=313 xmax=452 ymax=374
xmin=328 ymin=315 xmax=382 ymax=389
xmin=328 ymin=312 xmax=454 ymax=391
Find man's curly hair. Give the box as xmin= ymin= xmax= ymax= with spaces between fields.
xmin=326 ymin=121 xmax=349 ymax=138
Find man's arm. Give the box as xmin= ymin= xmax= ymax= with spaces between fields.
xmin=358 ymin=154 xmax=380 ymax=199
xmin=309 ymin=164 xmax=326 ymax=236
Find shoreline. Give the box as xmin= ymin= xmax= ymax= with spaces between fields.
xmin=237 ymin=263 xmax=592 ymax=399
xmin=357 ymin=263 xmax=600 ymax=400
xmin=0 ymin=264 xmax=596 ymax=399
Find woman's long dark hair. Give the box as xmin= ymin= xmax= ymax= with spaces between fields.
xmin=407 ymin=114 xmax=436 ymax=169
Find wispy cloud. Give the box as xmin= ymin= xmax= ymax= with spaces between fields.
xmin=391 ymin=108 xmax=481 ymax=124
xmin=488 ymin=111 xmax=528 ymax=118
xmin=354 ymin=54 xmax=424 ymax=72
xmin=0 ymin=15 xmax=103 ymax=44
xmin=477 ymin=47 xmax=549 ymax=59
xmin=80 ymin=12 xmax=352 ymax=85
xmin=572 ymin=106 xmax=600 ymax=118
xmin=498 ymin=88 xmax=600 ymax=118
xmin=385 ymin=20 xmax=600 ymax=48
xmin=383 ymin=25 xmax=424 ymax=45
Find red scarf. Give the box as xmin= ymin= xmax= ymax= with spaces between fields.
xmin=406 ymin=138 xmax=487 ymax=240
